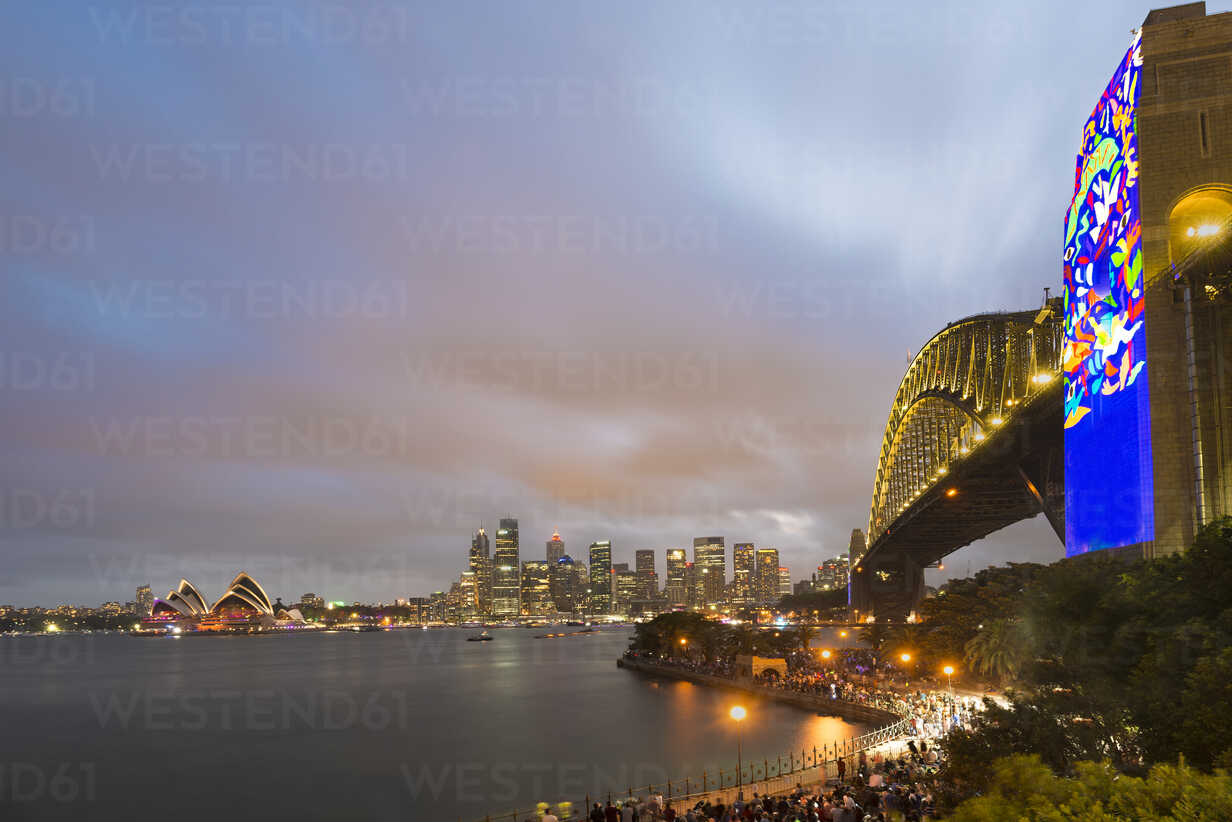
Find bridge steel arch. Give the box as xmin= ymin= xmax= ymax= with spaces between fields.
xmin=854 ymin=302 xmax=1065 ymax=621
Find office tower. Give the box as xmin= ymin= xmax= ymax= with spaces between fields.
xmin=546 ymin=531 xmax=565 ymax=565
xmin=634 ymin=550 xmax=657 ymax=599
xmin=573 ymin=561 xmax=589 ymax=611
xmin=520 ymin=561 xmax=552 ymax=615
xmin=588 ymin=540 xmax=612 ymax=614
xmin=693 ymin=536 xmax=726 ymax=605
xmin=665 ymin=548 xmax=687 ymax=605
xmin=684 ymin=562 xmax=702 ymax=608
xmin=613 ymin=568 xmax=639 ymax=615
xmin=732 ymin=543 xmax=755 ymax=605
xmin=492 ymin=518 xmax=520 ymax=618
xmin=755 ymin=547 xmax=780 ymax=605
xmin=458 ymin=572 xmax=479 ymax=618
xmin=848 ymin=529 xmax=867 ymax=567
xmin=778 ymin=566 xmax=792 ymax=598
xmin=470 ymin=527 xmax=492 ymax=616
xmin=550 ymin=555 xmax=576 ymax=613
xmin=135 ymin=584 xmax=154 ymax=616
xmin=817 ymin=556 xmax=850 ymax=590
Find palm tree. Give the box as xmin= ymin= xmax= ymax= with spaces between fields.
xmin=964 ymin=618 xmax=1028 ymax=684
xmin=794 ymin=625 xmax=818 ymax=654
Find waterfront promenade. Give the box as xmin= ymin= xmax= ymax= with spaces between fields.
xmin=617 ymin=656 xmax=902 ymax=727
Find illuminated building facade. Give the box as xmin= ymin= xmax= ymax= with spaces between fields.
xmin=692 ymin=536 xmax=725 ymax=605
xmin=546 ymin=531 xmax=565 ymax=565
xmin=492 ymin=518 xmax=520 ymax=618
xmin=755 ymin=547 xmax=779 ymax=605
xmin=778 ymin=567 xmax=792 ymax=599
xmin=470 ymin=527 xmax=492 ymax=616
xmin=520 ymin=560 xmax=553 ymax=615
xmin=588 ymin=540 xmax=612 ymax=614
xmin=550 ymin=555 xmax=577 ymax=613
xmin=664 ymin=548 xmax=687 ymax=605
xmin=634 ymin=549 xmax=657 ymax=599
xmin=732 ymin=543 xmax=755 ymax=605
xmin=135 ymin=584 xmax=153 ymax=616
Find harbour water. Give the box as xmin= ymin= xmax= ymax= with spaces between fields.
xmin=0 ymin=627 xmax=867 ymax=820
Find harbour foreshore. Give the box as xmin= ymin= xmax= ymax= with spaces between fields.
xmin=616 ymin=656 xmax=902 ymax=726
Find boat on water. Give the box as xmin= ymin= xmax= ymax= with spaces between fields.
xmin=466 ymin=630 xmax=493 ymax=642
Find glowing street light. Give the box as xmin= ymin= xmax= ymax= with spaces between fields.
xmin=730 ymin=706 xmax=747 ymax=800
xmin=943 ymin=665 xmax=955 ymax=694
xmin=820 ymin=649 xmax=832 ymax=661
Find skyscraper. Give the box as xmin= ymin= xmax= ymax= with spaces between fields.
xmin=492 ymin=518 xmax=520 ymax=617
xmin=755 ymin=547 xmax=780 ymax=605
xmin=520 ymin=560 xmax=552 ymax=616
xmin=470 ymin=527 xmax=492 ymax=616
xmin=588 ymin=540 xmax=612 ymax=614
xmin=732 ymin=543 xmax=755 ymax=605
xmin=634 ymin=549 xmax=657 ymax=599
xmin=550 ymin=555 xmax=576 ymax=613
xmin=848 ymin=529 xmax=867 ymax=568
xmin=693 ymin=536 xmax=725 ymax=605
xmin=135 ymin=584 xmax=153 ymax=616
xmin=665 ymin=548 xmax=687 ymax=605
xmin=546 ymin=531 xmax=565 ymax=565
xmin=778 ymin=566 xmax=792 ymax=598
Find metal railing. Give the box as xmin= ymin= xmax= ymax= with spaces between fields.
xmin=467 ymin=677 xmax=913 ymax=821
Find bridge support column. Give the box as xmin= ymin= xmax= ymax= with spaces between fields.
xmin=851 ymin=550 xmax=925 ymax=623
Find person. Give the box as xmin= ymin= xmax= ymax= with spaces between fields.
xmin=542 ymin=811 xmax=559 ymax=822
xmin=836 ymin=757 xmax=846 ymax=783
xmin=621 ymin=799 xmax=635 ymax=822
xmin=590 ymin=802 xmax=605 ymax=822
xmin=604 ymin=800 xmax=620 ymax=822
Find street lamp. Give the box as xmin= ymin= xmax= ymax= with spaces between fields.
xmin=943 ymin=665 xmax=955 ymax=694
xmin=729 ymin=706 xmax=746 ymax=801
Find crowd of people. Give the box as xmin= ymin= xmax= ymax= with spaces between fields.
xmin=580 ymin=646 xmax=983 ymax=821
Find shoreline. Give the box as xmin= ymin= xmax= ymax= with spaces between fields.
xmin=617 ymin=656 xmax=902 ymax=727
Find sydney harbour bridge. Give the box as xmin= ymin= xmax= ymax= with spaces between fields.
xmin=849 ymin=303 xmax=1067 ymax=620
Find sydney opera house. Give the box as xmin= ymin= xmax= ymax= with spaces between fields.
xmin=145 ymin=572 xmax=306 ymax=631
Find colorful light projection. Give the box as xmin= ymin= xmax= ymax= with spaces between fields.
xmin=1062 ymin=30 xmax=1154 ymax=556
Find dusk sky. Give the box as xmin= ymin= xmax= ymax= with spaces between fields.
xmin=1 ymin=1 xmax=1192 ymax=606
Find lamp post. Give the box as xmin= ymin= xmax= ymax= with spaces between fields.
xmin=899 ymin=652 xmax=912 ymax=688
xmin=730 ymin=706 xmax=746 ymax=801
xmin=943 ymin=665 xmax=954 ymax=695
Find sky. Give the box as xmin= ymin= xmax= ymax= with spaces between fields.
xmin=0 ymin=0 xmax=1202 ymax=606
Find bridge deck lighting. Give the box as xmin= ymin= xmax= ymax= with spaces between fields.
xmin=937 ymin=467 xmax=948 ymax=475
xmin=959 ymin=446 xmax=970 ymax=455
xmin=945 ymin=488 xmax=958 ymax=497
xmin=974 ymin=432 xmax=985 ymax=442
xmin=1032 ymin=373 xmax=1053 ymax=384
xmin=990 ymin=417 xmax=1003 ymax=426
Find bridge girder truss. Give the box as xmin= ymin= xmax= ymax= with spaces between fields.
xmin=867 ymin=305 xmax=1064 ymax=545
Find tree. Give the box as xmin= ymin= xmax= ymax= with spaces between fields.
xmin=945 ymin=755 xmax=1232 ymax=821
xmin=963 ymin=618 xmax=1028 ymax=684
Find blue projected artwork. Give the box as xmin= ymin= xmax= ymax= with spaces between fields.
xmin=1062 ymin=30 xmax=1155 ymax=556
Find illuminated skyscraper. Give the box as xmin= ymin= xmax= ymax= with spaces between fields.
xmin=693 ymin=536 xmax=725 ymax=605
xmin=458 ymin=571 xmax=478 ymax=619
xmin=550 ymin=555 xmax=577 ymax=613
xmin=634 ymin=549 xmax=657 ymax=599
xmin=732 ymin=543 xmax=755 ymax=605
xmin=778 ymin=567 xmax=792 ymax=598
xmin=135 ymin=584 xmax=154 ymax=616
xmin=848 ymin=529 xmax=867 ymax=569
xmin=546 ymin=531 xmax=565 ymax=564
xmin=520 ymin=560 xmax=552 ymax=615
xmin=470 ymin=527 xmax=492 ymax=616
xmin=755 ymin=547 xmax=779 ymax=605
xmin=665 ymin=548 xmax=687 ymax=605
xmin=492 ymin=518 xmax=520 ymax=618
xmin=588 ymin=540 xmax=612 ymax=614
